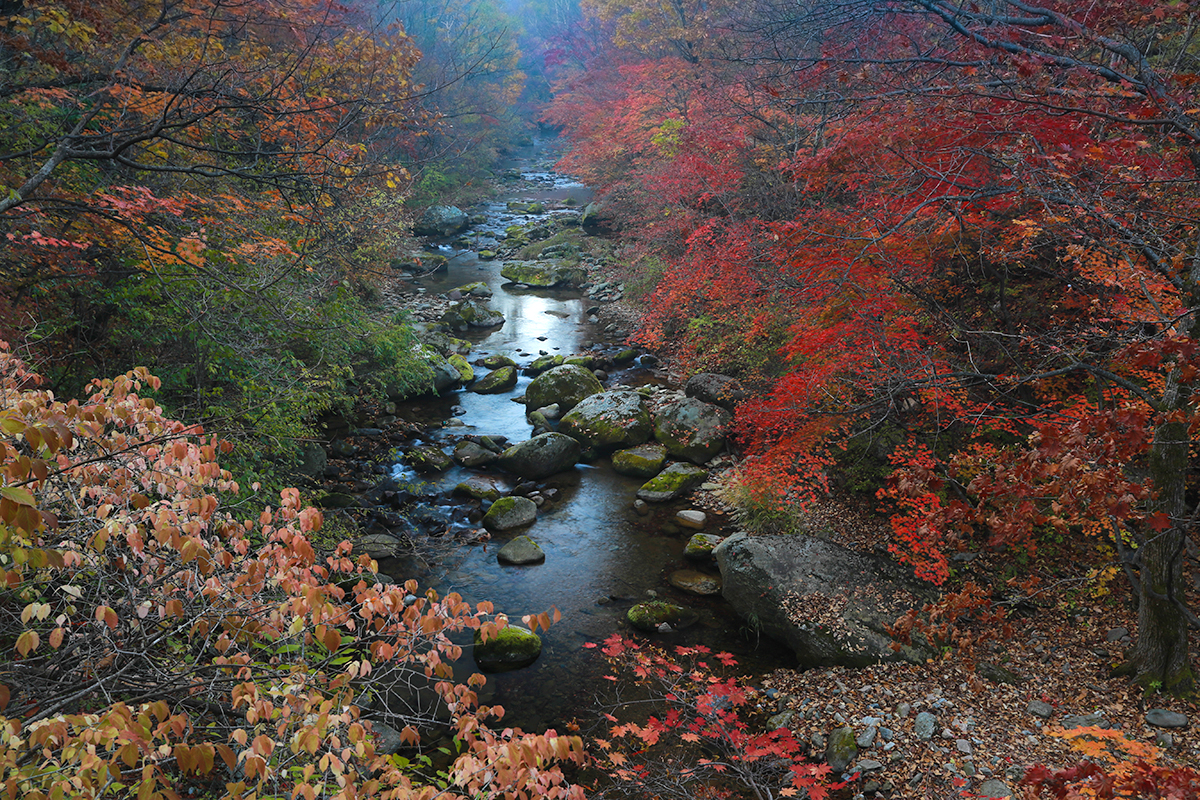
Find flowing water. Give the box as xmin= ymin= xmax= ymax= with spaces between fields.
xmin=382 ymin=140 xmax=793 ymax=732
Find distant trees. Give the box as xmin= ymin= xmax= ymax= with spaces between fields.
xmin=548 ymin=0 xmax=1200 ymax=692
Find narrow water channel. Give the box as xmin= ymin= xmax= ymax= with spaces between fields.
xmin=382 ymin=139 xmax=793 ymax=732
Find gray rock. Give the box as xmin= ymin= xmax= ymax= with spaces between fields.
xmin=482 ymin=496 xmax=538 ymax=531
xmin=1027 ymin=699 xmax=1053 ymax=719
xmin=856 ymin=759 xmax=884 ymax=772
xmin=652 ymin=396 xmax=731 ymax=464
xmin=560 ymin=390 xmax=652 ymax=451
xmin=404 ymin=445 xmax=453 ymax=474
xmin=612 ymin=443 xmax=668 ymax=478
xmin=524 ymin=364 xmax=604 ymax=412
xmin=675 ymin=510 xmax=707 ymax=530
xmin=713 ymin=532 xmax=933 ymax=668
xmin=497 ymin=432 xmax=582 ymax=479
xmin=1061 ymin=712 xmax=1105 ymax=730
xmin=636 ymin=462 xmax=708 ymax=502
xmin=500 ymin=261 xmax=587 ymax=288
xmin=914 ymin=712 xmax=937 ymax=741
xmin=441 ymin=299 xmax=504 ymax=331
xmin=472 ymin=366 xmax=519 ymax=394
xmin=668 ymin=570 xmax=723 ymax=596
xmin=976 ymin=778 xmax=1012 ymax=798
xmin=414 ymin=205 xmax=468 ymax=237
xmin=684 ymin=373 xmax=747 ymax=411
xmin=453 ymin=474 xmax=511 ymax=501
xmin=1106 ymin=627 xmax=1130 ymax=643
xmin=497 ymin=535 xmax=546 ymax=565
xmin=857 ymin=726 xmax=877 ymax=748
xmin=684 ymin=533 xmax=724 ymax=560
xmin=956 ymin=738 xmax=972 ymax=755
xmin=627 ymin=601 xmax=699 ymax=632
xmin=368 ymin=722 xmax=405 ymax=755
xmin=356 ymin=532 xmax=403 ymax=559
xmin=453 ymin=440 xmax=499 ymax=467
xmin=825 ymin=726 xmax=858 ymax=772
xmin=295 ymin=441 xmax=327 ymax=479
xmin=768 ymin=710 xmax=795 ymax=730
xmin=1145 ymin=708 xmax=1188 ymax=728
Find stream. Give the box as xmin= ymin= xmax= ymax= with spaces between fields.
xmin=381 ymin=138 xmax=794 ymax=733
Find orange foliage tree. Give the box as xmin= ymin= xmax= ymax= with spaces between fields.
xmin=0 ymin=342 xmax=585 ymax=799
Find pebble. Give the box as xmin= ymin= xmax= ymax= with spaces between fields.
xmin=897 ymin=702 xmax=912 ymax=718
xmin=1145 ymin=708 xmax=1188 ymax=728
xmin=913 ymin=711 xmax=937 ymax=741
xmin=856 ymin=727 xmax=877 ymax=748
xmin=1106 ymin=627 xmax=1130 ymax=643
xmin=956 ymin=739 xmax=973 ymax=755
xmin=1027 ymin=699 xmax=1053 ymax=719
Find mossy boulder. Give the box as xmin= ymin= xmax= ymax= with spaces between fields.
xmin=441 ymin=300 xmax=504 ymax=331
xmin=404 ymin=445 xmax=453 ymax=474
xmin=497 ymin=535 xmax=546 ymax=565
xmin=626 ymin=602 xmax=699 ymax=632
xmin=453 ymin=440 xmax=499 ymax=467
xmin=636 ymin=462 xmax=707 ymax=502
xmin=524 ymin=364 xmax=603 ymax=412
xmin=473 ymin=366 xmax=518 ymax=394
xmin=481 ymin=354 xmax=516 ymax=369
xmin=684 ymin=533 xmax=724 ymax=560
xmin=456 ymin=281 xmax=493 ymax=298
xmin=448 ymin=353 xmax=474 ymax=383
xmin=527 ymin=354 xmax=565 ymax=375
xmin=653 ymin=396 xmax=732 ymax=464
xmin=478 ymin=250 xmax=497 ymax=260
xmin=453 ymin=475 xmax=509 ymax=501
xmin=474 ymin=624 xmax=542 ymax=672
xmin=611 ymin=443 xmax=668 ymax=478
xmin=497 ymin=432 xmax=581 ymax=479
xmin=413 ymin=205 xmax=468 ymax=237
xmin=500 ymin=261 xmax=587 ymax=288
xmin=559 ymin=390 xmax=652 ymax=452
xmin=825 ymin=726 xmax=858 ymax=772
xmin=482 ymin=496 xmax=538 ymax=531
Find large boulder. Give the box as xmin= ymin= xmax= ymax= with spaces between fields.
xmin=611 ymin=443 xmax=668 ymax=478
xmin=524 ymin=364 xmax=603 ymax=413
xmin=441 ymin=300 xmax=504 ymax=331
xmin=684 ymin=373 xmax=747 ymax=411
xmin=482 ymin=496 xmax=538 ymax=531
xmin=714 ymin=532 xmax=933 ymax=668
xmin=581 ymin=200 xmax=618 ymax=232
xmin=386 ymin=344 xmax=462 ymax=400
xmin=414 ymin=205 xmax=468 ymax=237
xmin=497 ymin=535 xmax=546 ymax=565
xmin=501 ymin=261 xmax=588 ymax=288
xmin=653 ymin=396 xmax=732 ymax=464
xmin=473 ymin=366 xmax=518 ymax=394
xmin=559 ymin=390 xmax=652 ymax=452
xmin=497 ymin=432 xmax=581 ymax=479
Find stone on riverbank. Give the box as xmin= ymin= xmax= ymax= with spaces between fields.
xmin=627 ymin=601 xmax=699 ymax=632
xmin=684 ymin=373 xmax=747 ymax=411
xmin=453 ymin=440 xmax=499 ymax=467
xmin=404 ymin=445 xmax=452 ymax=474
xmin=448 ymin=353 xmax=474 ymax=383
xmin=441 ymin=299 xmax=504 ymax=331
xmin=684 ymin=533 xmax=724 ymax=560
xmin=714 ymin=532 xmax=933 ymax=668
xmin=414 ymin=205 xmax=468 ymax=237
xmin=481 ymin=354 xmax=516 ymax=369
xmin=524 ymin=364 xmax=603 ymax=412
xmin=453 ymin=475 xmax=510 ymax=502
xmin=668 ymin=570 xmax=722 ymax=596
xmin=473 ymin=366 xmax=518 ymax=393
xmin=474 ymin=624 xmax=542 ymax=672
xmin=653 ymin=396 xmax=731 ymax=464
xmin=560 ymin=390 xmax=652 ymax=452
xmin=501 ymin=261 xmax=587 ymax=288
xmin=497 ymin=432 xmax=581 ymax=479
xmin=636 ymin=462 xmax=707 ymax=502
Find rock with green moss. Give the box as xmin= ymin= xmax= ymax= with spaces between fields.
xmin=448 ymin=353 xmax=474 ymax=383
xmin=482 ymin=495 xmax=538 ymax=531
xmin=453 ymin=440 xmax=499 ymax=467
xmin=472 ymin=366 xmax=518 ymax=394
xmin=524 ymin=364 xmax=603 ymax=412
xmin=613 ymin=348 xmax=639 ymax=365
xmin=825 ymin=726 xmax=858 ymax=772
xmin=453 ymin=475 xmax=509 ymax=501
xmin=564 ymin=355 xmax=595 ymax=368
xmin=497 ymin=432 xmax=581 ymax=479
xmin=405 ymin=445 xmax=453 ymax=474
xmin=611 ymin=443 xmax=668 ymax=478
xmin=560 ymin=390 xmax=652 ymax=452
xmin=653 ymin=396 xmax=732 ymax=464
xmin=668 ymin=570 xmax=722 ymax=596
xmin=497 ymin=535 xmax=545 ymax=565
xmin=456 ymin=281 xmax=493 ymax=298
xmin=441 ymin=300 xmax=504 ymax=331
xmin=626 ymin=601 xmax=699 ymax=632
xmin=478 ymin=250 xmax=497 ymax=260
xmin=636 ymin=462 xmax=707 ymax=502
xmin=500 ymin=261 xmax=587 ymax=288
xmin=481 ymin=354 xmax=516 ymax=369
xmin=684 ymin=533 xmax=724 ymax=560
xmin=527 ymin=354 xmax=565 ymax=375
xmin=474 ymin=624 xmax=542 ymax=672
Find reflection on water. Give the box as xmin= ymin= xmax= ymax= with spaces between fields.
xmin=384 ymin=139 xmax=792 ymax=732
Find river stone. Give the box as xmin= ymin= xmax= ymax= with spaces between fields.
xmin=684 ymin=533 xmax=724 ymax=560
xmin=527 ymin=354 xmax=565 ymax=375
xmin=453 ymin=440 xmax=498 ymax=467
xmin=355 ymin=532 xmax=403 ymax=559
xmin=473 ymin=366 xmax=518 ymax=393
xmin=676 ymin=510 xmax=707 ymax=530
xmin=404 ymin=445 xmax=453 ymax=474
xmin=448 ymin=353 xmax=474 ymax=383
xmin=626 ymin=601 xmax=699 ymax=632
xmin=825 ymin=726 xmax=857 ymax=772
xmin=714 ymin=532 xmax=933 ymax=668
xmin=684 ymin=373 xmax=747 ymax=411
xmin=317 ymin=491 xmax=359 ymax=509
xmin=414 ymin=205 xmax=468 ymax=237
xmin=914 ymin=711 xmax=937 ymax=740
xmin=497 ymin=535 xmax=546 ymax=565
xmin=1146 ymin=708 xmax=1188 ymax=728
xmin=636 ymin=462 xmax=708 ymax=502
xmin=560 ymin=390 xmax=652 ymax=451
xmin=456 ymin=281 xmax=492 ymax=298
xmin=612 ymin=443 xmax=668 ymax=478
xmin=668 ymin=570 xmax=722 ymax=596
xmin=524 ymin=364 xmax=604 ymax=412
xmin=482 ymin=496 xmax=538 ymax=531
xmin=481 ymin=354 xmax=516 ymax=369
xmin=976 ymin=779 xmax=1013 ymax=798
xmin=653 ymin=396 xmax=732 ymax=464
xmin=453 ymin=474 xmax=510 ymax=501
xmin=501 ymin=261 xmax=587 ymax=288
xmin=441 ymin=299 xmax=504 ymax=330
xmin=497 ymin=432 xmax=581 ymax=479
xmin=369 ymin=722 xmax=405 ymax=756
xmin=474 ymin=625 xmax=542 ymax=672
